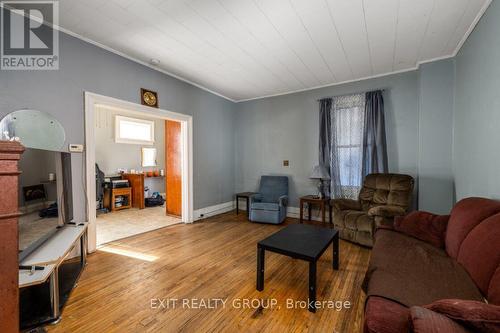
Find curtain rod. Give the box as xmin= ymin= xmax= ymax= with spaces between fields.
xmin=316 ymin=88 xmax=386 ymax=102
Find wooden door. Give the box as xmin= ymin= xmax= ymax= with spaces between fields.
xmin=165 ymin=120 xmax=182 ymax=216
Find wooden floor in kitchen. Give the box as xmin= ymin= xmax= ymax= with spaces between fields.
xmin=46 ymin=212 xmax=371 ymax=333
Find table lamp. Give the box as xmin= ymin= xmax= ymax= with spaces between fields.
xmin=310 ymin=165 xmax=331 ymax=198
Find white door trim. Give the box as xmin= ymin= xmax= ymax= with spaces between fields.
xmin=84 ymin=92 xmax=194 ymax=253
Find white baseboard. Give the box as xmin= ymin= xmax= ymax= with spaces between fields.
xmin=236 ymin=201 xmax=328 ymax=222
xmin=194 ymin=201 xmax=234 ymax=221
xmin=195 ymin=200 xmax=331 ymax=223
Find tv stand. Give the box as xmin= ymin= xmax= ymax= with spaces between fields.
xmin=19 ymin=265 xmax=45 ymax=271
xmin=19 ymin=223 xmax=87 ymax=328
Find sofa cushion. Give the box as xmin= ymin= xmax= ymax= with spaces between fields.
xmin=410 ymin=306 xmax=469 ymax=333
xmin=424 ymin=299 xmax=500 ymax=333
xmin=363 ymin=229 xmax=484 ymax=307
xmin=364 ymin=296 xmax=409 ymax=333
xmin=251 ymin=202 xmax=280 ymax=211
xmin=446 ymin=197 xmax=500 ymax=259
xmin=394 ymin=211 xmax=450 ymax=248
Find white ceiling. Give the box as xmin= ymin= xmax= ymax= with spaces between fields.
xmin=57 ymin=0 xmax=491 ymax=102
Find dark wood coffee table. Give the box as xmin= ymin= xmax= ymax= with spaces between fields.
xmin=256 ymin=224 xmax=339 ymax=312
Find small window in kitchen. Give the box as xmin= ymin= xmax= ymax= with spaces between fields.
xmin=115 ymin=115 xmax=154 ymax=145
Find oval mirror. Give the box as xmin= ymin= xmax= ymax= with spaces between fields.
xmin=0 ymin=109 xmax=65 ymax=151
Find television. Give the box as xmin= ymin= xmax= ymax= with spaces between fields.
xmin=18 ymin=147 xmax=73 ymax=261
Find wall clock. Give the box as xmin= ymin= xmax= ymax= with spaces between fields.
xmin=141 ymin=88 xmax=158 ymax=108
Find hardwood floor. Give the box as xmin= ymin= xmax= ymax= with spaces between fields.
xmin=46 ymin=212 xmax=371 ymax=333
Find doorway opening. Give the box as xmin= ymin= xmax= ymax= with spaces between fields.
xmin=85 ymin=92 xmax=193 ymax=252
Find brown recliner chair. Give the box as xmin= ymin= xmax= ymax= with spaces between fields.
xmin=331 ymin=173 xmax=414 ymax=247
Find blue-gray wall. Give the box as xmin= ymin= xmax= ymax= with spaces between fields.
xmin=235 ymin=71 xmax=421 ymax=208
xmin=0 ymin=32 xmax=235 ymax=219
xmin=3 ymin=0 xmax=498 ymax=219
xmin=235 ymin=60 xmax=460 ymax=213
xmin=454 ymin=0 xmax=500 ymax=200
xmin=418 ymin=60 xmax=455 ymax=214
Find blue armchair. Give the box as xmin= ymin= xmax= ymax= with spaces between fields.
xmin=249 ymin=176 xmax=289 ymax=224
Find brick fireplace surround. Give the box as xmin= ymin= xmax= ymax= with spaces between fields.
xmin=0 ymin=141 xmax=24 ymax=333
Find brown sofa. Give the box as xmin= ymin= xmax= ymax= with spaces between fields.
xmin=363 ymin=197 xmax=500 ymax=332
xmin=331 ymin=173 xmax=414 ymax=247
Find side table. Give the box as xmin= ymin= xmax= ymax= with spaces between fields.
xmin=299 ymin=195 xmax=332 ymax=224
xmin=236 ymin=192 xmax=256 ymax=218
xmin=107 ymin=187 xmax=132 ymax=212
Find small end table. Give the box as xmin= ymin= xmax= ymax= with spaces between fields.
xmin=236 ymin=192 xmax=256 ymax=218
xmin=299 ymin=195 xmax=332 ymax=224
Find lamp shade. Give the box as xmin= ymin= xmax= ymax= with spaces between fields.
xmin=310 ymin=165 xmax=330 ymax=180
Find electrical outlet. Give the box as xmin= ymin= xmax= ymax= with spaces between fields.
xmin=69 ymin=144 xmax=84 ymax=152
xmin=283 ymin=160 xmax=289 ymax=167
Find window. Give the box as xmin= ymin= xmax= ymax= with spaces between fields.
xmin=115 ymin=115 xmax=154 ymax=145
xmin=331 ymin=93 xmax=365 ymax=199
xmin=141 ymin=147 xmax=157 ymax=167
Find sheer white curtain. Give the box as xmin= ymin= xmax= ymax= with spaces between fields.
xmin=330 ymin=93 xmax=365 ymax=199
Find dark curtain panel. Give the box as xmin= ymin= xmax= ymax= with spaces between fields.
xmin=318 ymin=98 xmax=332 ymax=196
xmin=362 ymin=90 xmax=388 ymax=177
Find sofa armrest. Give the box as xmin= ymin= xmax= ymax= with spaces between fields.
xmin=393 ymin=211 xmax=450 ymax=248
xmin=250 ymin=193 xmax=263 ymax=204
xmin=368 ymin=205 xmax=406 ymax=218
xmin=278 ymin=195 xmax=288 ymax=207
xmin=364 ymin=296 xmax=410 ymax=333
xmin=331 ymin=198 xmax=361 ymax=211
